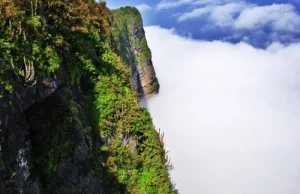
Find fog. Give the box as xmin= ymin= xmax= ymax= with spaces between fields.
xmin=144 ymin=26 xmax=300 ymax=194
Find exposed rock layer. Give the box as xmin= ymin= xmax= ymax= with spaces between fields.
xmin=111 ymin=7 xmax=159 ymax=97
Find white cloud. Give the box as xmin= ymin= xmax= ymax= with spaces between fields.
xmin=193 ymin=0 xmax=236 ymax=6
xmin=156 ymin=0 xmax=232 ymax=10
xmin=145 ymin=26 xmax=300 ymax=194
xmin=178 ymin=6 xmax=212 ymax=21
xmin=192 ymin=0 xmax=220 ymax=6
xmin=209 ymin=2 xmax=249 ymax=26
xmin=177 ymin=2 xmax=300 ymax=33
xmin=234 ymin=4 xmax=300 ymax=32
xmin=135 ymin=4 xmax=152 ymax=13
xmin=178 ymin=2 xmax=250 ymax=23
xmin=157 ymin=0 xmax=193 ymax=10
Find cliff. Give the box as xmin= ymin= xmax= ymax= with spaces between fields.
xmin=0 ymin=1 xmax=175 ymax=193
xmin=110 ymin=7 xmax=159 ymax=96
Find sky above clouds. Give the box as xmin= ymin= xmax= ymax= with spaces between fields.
xmin=106 ymin=0 xmax=300 ymax=47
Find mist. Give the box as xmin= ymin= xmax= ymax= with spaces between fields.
xmin=144 ymin=26 xmax=300 ymax=194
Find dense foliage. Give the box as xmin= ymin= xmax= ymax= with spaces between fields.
xmin=0 ymin=0 xmax=176 ymax=193
xmin=90 ymin=49 xmax=176 ymax=193
xmin=111 ymin=7 xmax=151 ymax=66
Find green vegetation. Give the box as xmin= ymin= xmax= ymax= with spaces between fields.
xmin=0 ymin=146 xmax=4 ymax=171
xmin=0 ymin=0 xmax=176 ymax=193
xmin=89 ymin=49 xmax=176 ymax=193
xmin=111 ymin=7 xmax=152 ymax=67
xmin=150 ymin=78 xmax=160 ymax=94
xmin=35 ymin=97 xmax=74 ymax=179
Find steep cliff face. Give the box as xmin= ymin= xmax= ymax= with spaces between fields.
xmin=0 ymin=1 xmax=175 ymax=194
xmin=0 ymin=66 xmax=67 ymax=193
xmin=0 ymin=65 xmax=106 ymax=193
xmin=111 ymin=7 xmax=159 ymax=97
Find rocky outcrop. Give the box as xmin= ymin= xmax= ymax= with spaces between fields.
xmin=111 ymin=7 xmax=159 ymax=97
xmin=0 ymin=66 xmax=65 ymax=192
xmin=0 ymin=64 xmax=127 ymax=193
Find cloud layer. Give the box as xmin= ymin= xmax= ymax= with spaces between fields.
xmin=234 ymin=4 xmax=300 ymax=32
xmin=145 ymin=26 xmax=300 ymax=194
xmin=157 ymin=0 xmax=230 ymax=10
xmin=155 ymin=0 xmax=300 ymax=46
xmin=178 ymin=2 xmax=247 ymax=24
xmin=177 ymin=2 xmax=300 ymax=33
xmin=157 ymin=0 xmax=193 ymax=10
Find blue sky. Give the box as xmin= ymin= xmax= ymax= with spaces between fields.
xmin=106 ymin=0 xmax=300 ymax=48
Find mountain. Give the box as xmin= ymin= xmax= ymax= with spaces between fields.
xmin=0 ymin=1 xmax=176 ymax=193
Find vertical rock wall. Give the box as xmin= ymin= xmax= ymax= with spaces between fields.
xmin=111 ymin=7 xmax=160 ymax=97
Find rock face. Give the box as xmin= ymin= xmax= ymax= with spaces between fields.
xmin=0 ymin=6 xmax=160 ymax=194
xmin=0 ymin=66 xmax=107 ymax=193
xmin=111 ymin=7 xmax=160 ymax=97
xmin=0 ymin=67 xmax=64 ymax=192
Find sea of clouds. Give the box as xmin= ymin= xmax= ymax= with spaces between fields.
xmin=144 ymin=26 xmax=300 ymax=194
